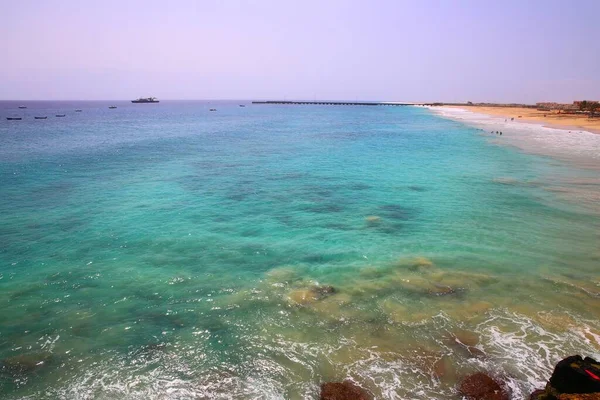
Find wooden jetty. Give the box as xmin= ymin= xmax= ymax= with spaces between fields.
xmin=252 ymin=100 xmax=429 ymax=107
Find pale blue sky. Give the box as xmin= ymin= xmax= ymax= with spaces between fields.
xmin=2 ymin=0 xmax=599 ymax=102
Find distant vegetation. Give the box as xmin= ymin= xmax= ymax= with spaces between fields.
xmin=578 ymin=100 xmax=599 ymax=117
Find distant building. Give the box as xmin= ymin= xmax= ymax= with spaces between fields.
xmin=573 ymin=100 xmax=599 ymax=108
xmin=535 ymin=102 xmax=578 ymax=111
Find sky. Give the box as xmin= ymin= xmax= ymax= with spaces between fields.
xmin=2 ymin=0 xmax=599 ymax=102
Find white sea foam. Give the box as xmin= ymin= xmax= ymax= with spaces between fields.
xmin=15 ymin=311 xmax=600 ymax=400
xmin=474 ymin=310 xmax=600 ymax=398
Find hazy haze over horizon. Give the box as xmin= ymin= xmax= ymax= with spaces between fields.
xmin=2 ymin=0 xmax=599 ymax=103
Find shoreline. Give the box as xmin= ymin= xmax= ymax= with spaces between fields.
xmin=438 ymin=105 xmax=600 ymax=135
xmin=426 ymin=104 xmax=600 ymax=169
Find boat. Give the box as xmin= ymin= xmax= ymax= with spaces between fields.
xmin=56 ymin=114 xmax=66 ymax=117
xmin=7 ymin=117 xmax=22 ymax=120
xmin=210 ymin=108 xmax=217 ymax=111
xmin=239 ymin=105 xmax=246 ymax=107
xmin=18 ymin=106 xmax=27 ymax=109
xmin=35 ymin=116 xmax=47 ymax=119
xmin=108 ymin=106 xmax=117 ymax=109
xmin=131 ymin=97 xmax=159 ymax=103
xmin=75 ymin=109 xmax=82 ymax=112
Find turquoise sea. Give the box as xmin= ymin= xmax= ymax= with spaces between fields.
xmin=1 ymin=101 xmax=599 ymax=399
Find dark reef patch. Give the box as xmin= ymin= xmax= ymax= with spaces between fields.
xmin=377 ymin=204 xmax=416 ymax=221
xmin=302 ymin=203 xmax=345 ymax=214
xmin=324 ymin=223 xmax=354 ymax=231
xmin=375 ymin=222 xmax=405 ymax=235
xmin=302 ymin=252 xmax=353 ymax=264
xmin=348 ymin=182 xmax=372 ymax=191
xmin=1 ymin=352 xmax=54 ymax=378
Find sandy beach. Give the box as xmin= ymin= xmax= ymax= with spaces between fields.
xmin=443 ymin=105 xmax=600 ymax=134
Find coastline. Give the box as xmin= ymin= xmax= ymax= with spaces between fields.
xmin=425 ymin=105 xmax=600 ymax=167
xmin=440 ymin=105 xmax=600 ymax=135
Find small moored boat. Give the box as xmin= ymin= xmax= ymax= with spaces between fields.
xmin=210 ymin=108 xmax=217 ymax=112
xmin=56 ymin=114 xmax=66 ymax=117
xmin=75 ymin=109 xmax=82 ymax=112
xmin=239 ymin=105 xmax=246 ymax=107
xmin=7 ymin=117 xmax=22 ymax=120
xmin=109 ymin=106 xmax=117 ymax=109
xmin=35 ymin=116 xmax=48 ymax=119
xmin=18 ymin=106 xmax=27 ymax=109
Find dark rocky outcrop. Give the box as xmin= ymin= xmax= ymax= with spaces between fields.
xmin=550 ymin=356 xmax=600 ymax=394
xmin=558 ymin=394 xmax=600 ymax=400
xmin=458 ymin=372 xmax=509 ymax=400
xmin=530 ymin=355 xmax=600 ymax=399
xmin=320 ymin=380 xmax=373 ymax=400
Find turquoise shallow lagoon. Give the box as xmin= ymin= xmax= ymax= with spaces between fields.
xmin=1 ymin=101 xmax=599 ymax=399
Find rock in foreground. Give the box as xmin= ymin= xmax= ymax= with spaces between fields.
xmin=530 ymin=355 xmax=600 ymax=399
xmin=320 ymin=380 xmax=373 ymax=400
xmin=558 ymin=394 xmax=600 ymax=400
xmin=458 ymin=372 xmax=509 ymax=400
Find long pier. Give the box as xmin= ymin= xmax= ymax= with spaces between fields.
xmin=252 ymin=101 xmax=426 ymax=107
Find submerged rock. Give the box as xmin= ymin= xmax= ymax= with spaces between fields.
xmin=458 ymin=372 xmax=509 ymax=400
xmin=390 ymin=272 xmax=464 ymax=299
xmin=320 ymin=380 xmax=373 ymax=400
xmin=466 ymin=346 xmax=486 ymax=358
xmin=411 ymin=256 xmax=434 ymax=269
xmin=365 ymin=215 xmax=381 ymax=225
xmin=287 ymin=288 xmax=317 ymax=304
xmin=288 ymin=285 xmax=336 ymax=305
xmin=394 ymin=256 xmax=434 ymax=272
xmin=427 ymin=283 xmax=460 ymax=296
xmin=446 ymin=331 xmax=486 ymax=359
xmin=312 ymin=285 xmax=336 ymax=298
xmin=451 ymin=329 xmax=480 ymax=347
xmin=265 ymin=267 xmax=299 ymax=285
xmin=433 ymin=356 xmax=457 ymax=383
xmin=142 ymin=342 xmax=167 ymax=352
xmin=1 ymin=352 xmax=53 ymax=376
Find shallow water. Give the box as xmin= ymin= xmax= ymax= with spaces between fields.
xmin=1 ymin=101 xmax=599 ymax=399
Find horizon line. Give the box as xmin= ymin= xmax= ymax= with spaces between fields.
xmin=0 ymin=99 xmax=544 ymax=105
